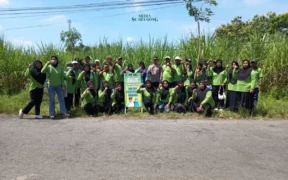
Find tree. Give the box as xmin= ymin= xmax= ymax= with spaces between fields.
xmin=184 ymin=0 xmax=217 ymax=62
xmin=60 ymin=27 xmax=82 ymax=59
xmin=215 ymin=12 xmax=288 ymax=41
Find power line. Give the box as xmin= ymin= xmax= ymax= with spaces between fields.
xmin=1 ymin=4 xmax=182 ymax=31
xmin=0 ymin=0 xmax=181 ymax=14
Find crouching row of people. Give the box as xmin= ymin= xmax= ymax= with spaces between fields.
xmin=136 ymin=79 xmax=214 ymax=116
xmin=81 ymin=79 xmax=215 ymax=117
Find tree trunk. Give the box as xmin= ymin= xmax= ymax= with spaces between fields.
xmin=197 ymin=21 xmax=201 ymax=63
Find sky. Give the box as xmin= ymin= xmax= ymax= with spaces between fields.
xmin=0 ymin=0 xmax=287 ymax=47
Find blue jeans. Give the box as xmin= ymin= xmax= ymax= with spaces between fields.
xmin=253 ymin=88 xmax=259 ymax=106
xmin=48 ymin=85 xmax=67 ymax=116
xmin=158 ymin=102 xmax=169 ymax=113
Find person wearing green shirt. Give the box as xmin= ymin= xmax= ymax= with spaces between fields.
xmin=65 ymin=61 xmax=81 ymax=112
xmin=210 ymin=59 xmax=226 ymax=111
xmin=195 ymin=61 xmax=212 ymax=83
xmin=98 ymin=80 xmax=113 ymax=115
xmin=171 ymin=80 xmax=188 ymax=113
xmin=157 ymin=80 xmax=173 ymax=113
xmin=112 ymin=57 xmax=125 ymax=88
xmin=111 ymin=83 xmax=125 ymax=114
xmin=187 ymin=80 xmax=198 ymax=112
xmin=136 ymin=80 xmax=157 ymax=114
xmin=184 ymin=62 xmax=194 ymax=87
xmin=81 ymin=81 xmax=98 ymax=117
xmin=41 ymin=56 xmax=68 ymax=119
xmin=99 ymin=63 xmax=114 ymax=89
xmin=236 ymin=59 xmax=256 ymax=112
xmin=162 ymin=56 xmax=175 ymax=87
xmin=191 ymin=81 xmax=215 ymax=117
xmin=251 ymin=60 xmax=263 ymax=106
xmin=224 ymin=61 xmax=239 ymax=111
xmin=172 ymin=56 xmax=186 ymax=87
xmin=77 ymin=64 xmax=98 ymax=93
xmin=19 ymin=60 xmax=46 ymax=119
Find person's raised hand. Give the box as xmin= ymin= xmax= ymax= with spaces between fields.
xmin=28 ymin=64 xmax=32 ymax=68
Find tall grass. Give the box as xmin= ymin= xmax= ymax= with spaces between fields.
xmin=0 ymin=33 xmax=287 ymax=97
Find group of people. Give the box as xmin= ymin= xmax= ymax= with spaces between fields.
xmin=19 ymin=55 xmax=263 ymax=119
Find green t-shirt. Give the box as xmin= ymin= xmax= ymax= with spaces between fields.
xmin=157 ymin=88 xmax=173 ymax=103
xmin=77 ymin=71 xmax=97 ymax=93
xmin=236 ymin=72 xmax=257 ymax=92
xmin=100 ymin=72 xmax=114 ymax=89
xmin=210 ymin=67 xmax=226 ymax=86
xmin=136 ymin=86 xmax=157 ymax=104
xmin=25 ymin=68 xmax=44 ymax=91
xmin=251 ymin=68 xmax=263 ymax=88
xmin=81 ymin=90 xmax=98 ymax=107
xmin=65 ymin=69 xmax=81 ymax=94
xmin=41 ymin=62 xmax=64 ymax=86
xmin=113 ymin=64 xmax=124 ymax=82
xmin=173 ymin=64 xmax=184 ymax=82
xmin=224 ymin=69 xmax=238 ymax=91
xmin=162 ymin=65 xmax=173 ymax=83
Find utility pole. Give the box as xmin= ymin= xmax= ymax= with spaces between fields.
xmin=67 ymin=19 xmax=74 ymax=59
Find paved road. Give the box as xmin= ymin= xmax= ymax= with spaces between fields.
xmin=1 ymin=116 xmax=288 ymax=180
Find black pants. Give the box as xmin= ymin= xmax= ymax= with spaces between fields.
xmin=226 ymin=90 xmax=238 ymax=111
xmin=173 ymin=103 xmax=187 ymax=113
xmin=151 ymin=82 xmax=159 ymax=89
xmin=144 ymin=101 xmax=154 ymax=114
xmin=83 ymin=103 xmax=98 ymax=116
xmin=98 ymin=103 xmax=112 ymax=114
xmin=212 ymin=86 xmax=225 ymax=109
xmin=237 ymin=92 xmax=253 ymax=113
xmin=74 ymin=88 xmax=80 ymax=107
xmin=65 ymin=93 xmax=74 ymax=112
xmin=22 ymin=88 xmax=44 ymax=115
xmin=113 ymin=103 xmax=125 ymax=114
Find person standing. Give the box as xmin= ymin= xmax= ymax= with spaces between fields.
xmin=65 ymin=61 xmax=81 ymax=112
xmin=77 ymin=64 xmax=97 ymax=93
xmin=195 ymin=61 xmax=212 ymax=83
xmin=99 ymin=63 xmax=114 ymax=89
xmin=41 ymin=56 xmax=69 ymax=119
xmin=172 ymin=56 xmax=186 ymax=87
xmin=251 ymin=60 xmax=263 ymax=106
xmin=224 ymin=61 xmax=239 ymax=111
xmin=135 ymin=61 xmax=147 ymax=83
xmin=210 ymin=59 xmax=226 ymax=111
xmin=112 ymin=57 xmax=125 ymax=88
xmin=103 ymin=56 xmax=114 ymax=72
xmin=162 ymin=56 xmax=174 ymax=87
xmin=19 ymin=60 xmax=46 ymax=119
xmin=147 ymin=56 xmax=162 ymax=89
xmin=236 ymin=59 xmax=256 ymax=113
xmin=184 ymin=59 xmax=194 ymax=86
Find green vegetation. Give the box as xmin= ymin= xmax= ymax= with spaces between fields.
xmin=0 ymin=11 xmax=287 ymax=118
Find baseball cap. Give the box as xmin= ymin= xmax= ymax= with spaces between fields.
xmin=165 ymin=56 xmax=171 ymax=59
xmin=175 ymin=56 xmax=182 ymax=60
xmin=72 ymin=61 xmax=78 ymax=64
xmin=251 ymin=60 xmax=257 ymax=63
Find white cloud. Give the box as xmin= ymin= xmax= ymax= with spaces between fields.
xmin=0 ymin=25 xmax=3 ymax=30
xmin=126 ymin=37 xmax=134 ymax=42
xmin=12 ymin=37 xmax=33 ymax=46
xmin=0 ymin=0 xmax=9 ymax=6
xmin=42 ymin=15 xmax=68 ymax=24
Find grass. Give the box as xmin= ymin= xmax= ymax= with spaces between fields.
xmin=1 ymin=89 xmax=287 ymax=119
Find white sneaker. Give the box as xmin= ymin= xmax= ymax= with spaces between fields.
xmin=35 ymin=115 xmax=43 ymax=119
xmin=64 ymin=113 xmax=70 ymax=118
xmin=50 ymin=115 xmax=55 ymax=119
xmin=19 ymin=109 xmax=24 ymax=119
xmin=214 ymin=108 xmax=219 ymax=111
